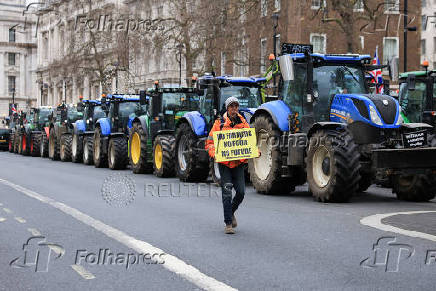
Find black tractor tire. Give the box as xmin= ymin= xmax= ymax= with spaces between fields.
xmin=17 ymin=134 xmax=23 ymax=154
xmin=8 ymin=133 xmax=14 ymax=153
xmin=108 ymin=137 xmax=128 ymax=170
xmin=60 ymin=134 xmax=72 ymax=162
xmin=153 ymin=134 xmax=175 ymax=177
xmin=49 ymin=128 xmax=60 ymax=160
xmin=93 ymin=127 xmax=108 ymax=168
xmin=392 ymin=172 xmax=436 ymax=202
xmin=248 ymin=115 xmax=295 ymax=195
xmin=129 ymin=123 xmax=153 ymax=174
xmin=21 ymin=134 xmax=30 ymax=156
xmin=30 ymin=134 xmax=41 ymax=157
xmin=40 ymin=132 xmax=49 ymax=158
xmin=13 ymin=132 xmax=19 ymax=154
xmin=71 ymin=133 xmax=83 ymax=163
xmin=83 ymin=136 xmax=94 ymax=165
xmin=175 ymin=122 xmax=209 ymax=182
xmin=358 ymin=172 xmax=373 ymax=193
xmin=306 ymin=129 xmax=361 ymax=203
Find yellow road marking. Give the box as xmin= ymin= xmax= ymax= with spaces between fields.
xmin=71 ymin=264 xmax=96 ymax=280
xmin=14 ymin=217 xmax=26 ymax=223
xmin=27 ymin=228 xmax=41 ymax=236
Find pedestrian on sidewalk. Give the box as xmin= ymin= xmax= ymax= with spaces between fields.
xmin=205 ymin=96 xmax=250 ymax=234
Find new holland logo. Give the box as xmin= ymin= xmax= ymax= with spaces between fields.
xmin=383 ymin=100 xmax=389 ymax=106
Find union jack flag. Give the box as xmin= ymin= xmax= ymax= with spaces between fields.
xmin=369 ymin=46 xmax=384 ymax=94
xmin=11 ymin=105 xmax=17 ymax=114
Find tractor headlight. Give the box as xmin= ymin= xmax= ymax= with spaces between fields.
xmin=369 ymin=105 xmax=383 ymax=126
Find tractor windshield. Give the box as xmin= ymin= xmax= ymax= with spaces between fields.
xmin=161 ymin=92 xmax=199 ymax=112
xmin=67 ymin=107 xmax=83 ymax=124
xmin=219 ymin=86 xmax=262 ymax=113
xmin=38 ymin=109 xmax=51 ymax=125
xmin=281 ymin=63 xmax=367 ymax=122
xmin=398 ymin=81 xmax=427 ymax=123
xmin=93 ymin=105 xmax=106 ymax=120
xmin=118 ymin=102 xmax=147 ymax=118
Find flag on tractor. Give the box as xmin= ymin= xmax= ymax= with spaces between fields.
xmin=369 ymin=46 xmax=384 ymax=94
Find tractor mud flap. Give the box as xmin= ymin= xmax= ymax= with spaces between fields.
xmin=372 ymin=147 xmax=436 ymax=169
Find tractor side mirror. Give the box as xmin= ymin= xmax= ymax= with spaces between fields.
xmin=152 ymin=93 xmax=162 ymax=118
xmin=388 ymin=57 xmax=399 ymax=82
xmin=139 ymin=90 xmax=148 ymax=105
xmin=279 ymin=55 xmax=295 ymax=81
xmin=61 ymin=109 xmax=68 ymax=123
xmin=407 ymin=74 xmax=416 ymax=91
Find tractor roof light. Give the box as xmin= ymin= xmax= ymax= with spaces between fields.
xmin=422 ymin=60 xmax=429 ymax=68
xmin=269 ymin=53 xmax=275 ymax=61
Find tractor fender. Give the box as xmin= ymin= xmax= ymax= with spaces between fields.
xmin=307 ymin=122 xmax=347 ymax=139
xmin=250 ymin=100 xmax=291 ymax=132
xmin=131 ymin=116 xmax=148 ymax=133
xmin=180 ymin=111 xmax=207 ymax=136
xmin=74 ymin=120 xmax=86 ymax=134
xmin=96 ymin=118 xmax=111 ymax=136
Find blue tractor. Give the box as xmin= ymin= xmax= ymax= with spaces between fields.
xmin=93 ymin=94 xmax=148 ymax=170
xmin=71 ymin=99 xmax=107 ymax=164
xmin=174 ymin=75 xmax=265 ymax=182
xmin=249 ymin=43 xmax=436 ymax=202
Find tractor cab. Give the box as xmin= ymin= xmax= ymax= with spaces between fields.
xmin=106 ymin=94 xmax=148 ymax=134
xmin=398 ymin=70 xmax=436 ymax=126
xmin=34 ymin=107 xmax=53 ymax=129
xmin=81 ymin=100 xmax=106 ymax=131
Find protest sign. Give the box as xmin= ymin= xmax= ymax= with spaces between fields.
xmin=213 ymin=128 xmax=258 ymax=162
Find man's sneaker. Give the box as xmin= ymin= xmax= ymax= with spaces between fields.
xmin=232 ymin=214 xmax=237 ymax=228
xmin=225 ymin=224 xmax=235 ymax=234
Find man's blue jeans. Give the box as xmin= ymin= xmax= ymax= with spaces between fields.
xmin=218 ymin=163 xmax=245 ymax=225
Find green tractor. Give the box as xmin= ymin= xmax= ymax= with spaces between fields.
xmin=19 ymin=107 xmax=53 ymax=157
xmin=93 ymin=94 xmax=148 ymax=170
xmin=129 ymin=86 xmax=200 ymax=177
xmin=47 ymin=104 xmax=83 ymax=161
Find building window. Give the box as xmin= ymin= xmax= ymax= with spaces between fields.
xmin=383 ymin=37 xmax=399 ymax=65
xmin=260 ymin=38 xmax=267 ymax=74
xmin=221 ymin=52 xmax=226 ymax=75
xmin=311 ymin=0 xmax=326 ymax=10
xmin=421 ymin=39 xmax=426 ymax=55
xmin=8 ymin=76 xmax=16 ymax=94
xmin=9 ymin=28 xmax=16 ymax=42
xmin=8 ymin=53 xmax=16 ymax=66
xmin=310 ymin=33 xmax=326 ymax=54
xmin=274 ymin=0 xmax=281 ymax=11
xmin=384 ymin=0 xmax=399 ymax=13
xmin=422 ymin=0 xmax=427 ymax=8
xmin=354 ymin=0 xmax=364 ymax=12
xmin=422 ymin=15 xmax=427 ymax=31
xmin=261 ymin=0 xmax=267 ymax=17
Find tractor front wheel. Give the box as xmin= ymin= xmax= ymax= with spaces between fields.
xmin=21 ymin=134 xmax=30 ymax=156
xmin=71 ymin=133 xmax=83 ymax=163
xmin=83 ymin=136 xmax=94 ymax=165
xmin=108 ymin=137 xmax=128 ymax=170
xmin=49 ymin=128 xmax=60 ymax=160
xmin=40 ymin=132 xmax=49 ymax=157
xmin=306 ymin=129 xmax=361 ymax=202
xmin=60 ymin=134 xmax=72 ymax=162
xmin=129 ymin=123 xmax=152 ymax=174
xmin=153 ymin=134 xmax=175 ymax=177
xmin=93 ymin=127 xmax=108 ymax=168
xmin=30 ymin=134 xmax=41 ymax=157
xmin=8 ymin=133 xmax=14 ymax=153
xmin=392 ymin=172 xmax=436 ymax=202
xmin=175 ymin=123 xmax=209 ymax=182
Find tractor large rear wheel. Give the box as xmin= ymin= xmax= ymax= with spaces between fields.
xmin=60 ymin=134 xmax=72 ymax=162
xmin=129 ymin=123 xmax=152 ymax=174
xmin=248 ymin=115 xmax=294 ymax=195
xmin=93 ymin=127 xmax=107 ymax=168
xmin=175 ymin=123 xmax=209 ymax=182
xmin=306 ymin=129 xmax=361 ymax=202
xmin=71 ymin=133 xmax=83 ymax=163
xmin=40 ymin=132 xmax=49 ymax=157
xmin=49 ymin=128 xmax=60 ymax=160
xmin=83 ymin=136 xmax=94 ymax=165
xmin=392 ymin=172 xmax=436 ymax=202
xmin=108 ymin=137 xmax=128 ymax=170
xmin=153 ymin=134 xmax=175 ymax=177
xmin=30 ymin=134 xmax=41 ymax=157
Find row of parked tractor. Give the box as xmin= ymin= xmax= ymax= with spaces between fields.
xmin=3 ymin=43 xmax=436 ymax=203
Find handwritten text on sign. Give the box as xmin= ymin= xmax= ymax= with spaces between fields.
xmin=213 ymin=128 xmax=259 ymax=162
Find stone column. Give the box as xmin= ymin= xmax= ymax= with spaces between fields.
xmin=20 ymin=54 xmax=25 ymax=101
xmin=84 ymin=76 xmax=90 ymax=99
xmin=0 ymin=52 xmax=4 ymax=96
xmin=72 ymin=77 xmax=78 ymax=103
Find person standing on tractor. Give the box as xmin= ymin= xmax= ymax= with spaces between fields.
xmin=205 ymin=96 xmax=250 ymax=234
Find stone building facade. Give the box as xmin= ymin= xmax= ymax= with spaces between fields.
xmin=0 ymin=0 xmax=37 ymax=117
xmin=421 ymin=0 xmax=436 ymax=70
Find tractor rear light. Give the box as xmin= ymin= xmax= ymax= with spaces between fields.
xmin=431 ymin=111 xmax=436 ymax=116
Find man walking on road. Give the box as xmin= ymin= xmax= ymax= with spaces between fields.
xmin=205 ymin=97 xmax=250 ymax=234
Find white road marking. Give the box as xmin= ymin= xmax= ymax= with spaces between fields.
xmin=71 ymin=264 xmax=96 ymax=280
xmin=0 ymin=217 xmax=6 ymax=222
xmin=27 ymin=228 xmax=41 ymax=236
xmin=14 ymin=217 xmax=26 ymax=223
xmin=361 ymin=211 xmax=436 ymax=242
xmin=3 ymin=208 xmax=12 ymax=214
xmin=0 ymin=178 xmax=237 ymax=291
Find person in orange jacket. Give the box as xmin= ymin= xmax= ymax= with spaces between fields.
xmin=205 ymin=96 xmax=250 ymax=234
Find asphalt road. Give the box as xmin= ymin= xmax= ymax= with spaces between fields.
xmin=1 ymin=151 xmax=436 ymax=291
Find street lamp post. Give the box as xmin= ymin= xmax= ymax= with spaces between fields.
xmin=176 ymin=43 xmax=184 ymax=87
xmin=271 ymin=12 xmax=279 ymax=96
xmin=403 ymin=0 xmax=416 ymax=72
